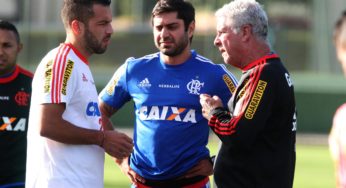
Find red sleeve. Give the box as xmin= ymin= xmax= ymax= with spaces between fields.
xmin=209 ymin=62 xmax=276 ymax=150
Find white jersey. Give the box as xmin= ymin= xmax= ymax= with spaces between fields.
xmin=329 ymin=103 xmax=346 ymax=188
xmin=26 ymin=43 xmax=104 ymax=188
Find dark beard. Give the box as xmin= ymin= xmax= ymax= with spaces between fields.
xmin=84 ymin=28 xmax=107 ymax=54
xmin=159 ymin=34 xmax=189 ymax=57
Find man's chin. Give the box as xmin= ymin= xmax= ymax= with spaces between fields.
xmin=161 ymin=47 xmax=183 ymax=57
xmin=161 ymin=51 xmax=177 ymax=57
xmin=160 ymin=48 xmax=171 ymax=54
xmin=94 ymin=47 xmax=107 ymax=54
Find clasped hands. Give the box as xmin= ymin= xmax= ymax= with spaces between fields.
xmin=199 ymin=94 xmax=223 ymax=120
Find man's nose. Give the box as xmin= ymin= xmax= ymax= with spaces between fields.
xmin=161 ymin=27 xmax=169 ymax=38
xmin=214 ymin=36 xmax=220 ymax=47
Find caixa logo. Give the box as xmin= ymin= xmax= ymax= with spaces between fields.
xmin=137 ymin=106 xmax=197 ymax=123
xmin=0 ymin=117 xmax=26 ymax=131
xmin=86 ymin=102 xmax=101 ymax=117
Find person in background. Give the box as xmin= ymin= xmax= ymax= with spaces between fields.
xmin=329 ymin=10 xmax=346 ymax=188
xmin=25 ymin=0 xmax=133 ymax=187
xmin=99 ymin=0 xmax=237 ymax=187
xmin=199 ymin=0 xmax=297 ymax=187
xmin=0 ymin=20 xmax=32 ymax=188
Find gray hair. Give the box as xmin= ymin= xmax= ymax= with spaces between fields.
xmin=215 ymin=0 xmax=268 ymax=41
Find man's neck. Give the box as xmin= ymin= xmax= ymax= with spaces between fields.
xmin=65 ymin=37 xmax=91 ymax=60
xmin=0 ymin=66 xmax=16 ymax=78
xmin=162 ymin=48 xmax=191 ymax=66
xmin=240 ymin=42 xmax=271 ymax=68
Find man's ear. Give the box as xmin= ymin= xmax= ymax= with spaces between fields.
xmin=71 ymin=20 xmax=83 ymax=35
xmin=17 ymin=43 xmax=23 ymax=53
xmin=241 ymin=24 xmax=252 ymax=42
xmin=187 ymin=21 xmax=195 ymax=38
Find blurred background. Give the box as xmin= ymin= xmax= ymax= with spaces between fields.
xmin=0 ymin=0 xmax=345 ymax=131
xmin=2 ymin=0 xmax=345 ymax=134
xmin=2 ymin=0 xmax=346 ymax=187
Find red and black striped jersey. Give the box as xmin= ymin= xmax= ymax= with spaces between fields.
xmin=0 ymin=65 xmax=33 ymax=185
xmin=209 ymin=54 xmax=296 ymax=188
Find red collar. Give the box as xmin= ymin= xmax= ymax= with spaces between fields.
xmin=0 ymin=65 xmax=19 ymax=83
xmin=64 ymin=43 xmax=89 ymax=65
xmin=241 ymin=54 xmax=279 ymax=71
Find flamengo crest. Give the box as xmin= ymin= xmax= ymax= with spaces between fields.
xmin=187 ymin=79 xmax=204 ymax=95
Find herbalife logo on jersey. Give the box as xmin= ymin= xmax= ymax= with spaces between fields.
xmin=138 ymin=78 xmax=151 ymax=88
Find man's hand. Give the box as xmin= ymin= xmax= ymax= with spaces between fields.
xmin=183 ymin=158 xmax=213 ymax=178
xmin=115 ymin=157 xmax=145 ymax=185
xmin=199 ymin=94 xmax=223 ymax=120
xmin=102 ymin=130 xmax=133 ymax=159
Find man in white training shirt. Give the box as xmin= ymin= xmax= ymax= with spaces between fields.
xmin=25 ymin=0 xmax=133 ymax=187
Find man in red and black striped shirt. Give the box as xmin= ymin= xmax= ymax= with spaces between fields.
xmin=199 ymin=0 xmax=296 ymax=187
xmin=0 ymin=20 xmax=33 ymax=188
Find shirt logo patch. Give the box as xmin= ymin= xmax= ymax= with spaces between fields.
xmin=86 ymin=102 xmax=101 ymax=117
xmin=61 ymin=60 xmax=74 ymax=95
xmin=237 ymin=78 xmax=249 ymax=100
xmin=292 ymin=110 xmax=297 ymax=131
xmin=0 ymin=117 xmax=26 ymax=132
xmin=137 ymin=106 xmax=196 ymax=123
xmin=158 ymin=84 xmax=180 ymax=89
xmin=44 ymin=60 xmax=53 ymax=93
xmin=106 ymin=77 xmax=119 ymax=95
xmin=0 ymin=96 xmax=10 ymax=101
xmin=245 ymin=80 xmax=267 ymax=119
xmin=82 ymin=73 xmax=88 ymax=82
xmin=285 ymin=73 xmax=293 ymax=87
xmin=187 ymin=79 xmax=204 ymax=95
xmin=15 ymin=91 xmax=30 ymax=106
xmin=138 ymin=78 xmax=152 ymax=88
xmin=223 ymin=74 xmax=236 ymax=94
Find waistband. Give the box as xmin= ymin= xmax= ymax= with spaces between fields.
xmin=138 ymin=175 xmax=208 ymax=188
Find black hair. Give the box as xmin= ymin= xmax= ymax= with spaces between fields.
xmin=61 ymin=0 xmax=111 ymax=28
xmin=0 ymin=20 xmax=20 ymax=43
xmin=152 ymin=0 xmax=195 ymax=32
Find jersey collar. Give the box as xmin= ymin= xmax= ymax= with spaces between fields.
xmin=159 ymin=50 xmax=196 ymax=69
xmin=241 ymin=53 xmax=279 ymax=71
xmin=0 ymin=65 xmax=19 ymax=83
xmin=65 ymin=43 xmax=89 ymax=65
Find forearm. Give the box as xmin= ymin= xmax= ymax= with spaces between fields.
xmin=39 ymin=103 xmax=103 ymax=146
xmin=39 ymin=103 xmax=133 ymax=158
xmin=98 ymin=101 xmax=134 ymax=158
xmin=102 ymin=114 xmax=115 ymax=131
xmin=99 ymin=101 xmax=118 ymax=130
xmin=41 ymin=121 xmax=103 ymax=146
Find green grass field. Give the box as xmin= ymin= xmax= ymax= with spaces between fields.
xmin=104 ymin=141 xmax=336 ymax=188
